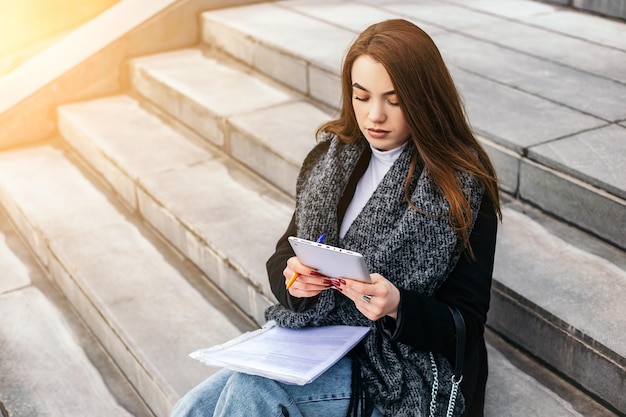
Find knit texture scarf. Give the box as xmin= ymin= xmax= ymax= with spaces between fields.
xmin=266 ymin=134 xmax=484 ymax=416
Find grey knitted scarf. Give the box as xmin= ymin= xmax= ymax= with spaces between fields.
xmin=266 ymin=134 xmax=484 ymax=416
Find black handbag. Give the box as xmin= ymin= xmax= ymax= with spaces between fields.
xmin=427 ymin=305 xmax=466 ymax=417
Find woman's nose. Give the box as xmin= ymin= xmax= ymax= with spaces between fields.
xmin=368 ymin=101 xmax=386 ymax=123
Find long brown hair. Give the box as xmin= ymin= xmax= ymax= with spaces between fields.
xmin=318 ymin=19 xmax=501 ymax=251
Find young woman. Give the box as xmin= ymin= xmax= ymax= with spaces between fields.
xmin=172 ymin=19 xmax=500 ymax=417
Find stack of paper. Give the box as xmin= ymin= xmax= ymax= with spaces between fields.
xmin=190 ymin=321 xmax=370 ymax=385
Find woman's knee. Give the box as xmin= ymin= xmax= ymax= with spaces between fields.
xmin=215 ymin=373 xmax=299 ymax=416
xmin=221 ymin=372 xmax=279 ymax=399
xmin=170 ymin=370 xmax=232 ymax=417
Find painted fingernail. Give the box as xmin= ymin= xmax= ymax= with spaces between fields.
xmin=338 ymin=279 xmax=346 ymax=285
xmin=323 ymin=279 xmax=333 ymax=285
xmin=310 ymin=270 xmax=320 ymax=276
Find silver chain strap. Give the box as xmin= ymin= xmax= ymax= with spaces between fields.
xmin=428 ymin=352 xmax=462 ymax=417
xmin=446 ymin=375 xmax=462 ymax=417
xmin=428 ymin=352 xmax=439 ymax=417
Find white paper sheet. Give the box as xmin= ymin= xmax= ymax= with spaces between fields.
xmin=190 ymin=321 xmax=370 ymax=385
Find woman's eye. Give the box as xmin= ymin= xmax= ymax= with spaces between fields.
xmin=354 ymin=96 xmax=368 ymax=102
xmin=388 ymin=101 xmax=400 ymax=106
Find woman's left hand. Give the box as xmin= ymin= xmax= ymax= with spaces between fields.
xmin=335 ymin=273 xmax=400 ymax=321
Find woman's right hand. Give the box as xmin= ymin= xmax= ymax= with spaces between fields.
xmin=284 ymin=256 xmax=333 ymax=298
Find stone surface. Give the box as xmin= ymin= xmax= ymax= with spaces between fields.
xmin=573 ymin=0 xmax=626 ymax=20
xmin=449 ymin=69 xmax=606 ymax=152
xmin=202 ymin=3 xmax=354 ymax=71
xmin=0 ymin=211 xmax=30 ymax=293
xmin=59 ymin=96 xmax=213 ymax=179
xmin=494 ymin=206 xmax=626 ymax=360
xmin=479 ymin=137 xmax=521 ymax=195
xmin=520 ymin=9 xmax=626 ymax=51
xmin=0 ymin=288 xmax=137 ymax=417
xmin=277 ymin=0 xmax=442 ymax=35
xmin=309 ymin=66 xmax=342 ymax=108
xmin=229 ymin=100 xmax=328 ymax=196
xmin=0 ymin=212 xmax=152 ymax=417
xmin=435 ymin=32 xmax=626 ymax=122
xmin=485 ymin=342 xmax=584 ymax=417
xmin=203 ymin=18 xmax=311 ymax=93
xmin=0 ymin=145 xmax=126 ymax=241
xmin=131 ymin=49 xmax=293 ymax=147
xmin=490 ymin=280 xmax=626 ymax=415
xmin=202 ymin=3 xmax=354 ymax=74
xmin=51 ymin=223 xmax=250 ymax=389
xmin=485 ymin=328 xmax=619 ymax=417
xmin=444 ymin=0 xmax=560 ymax=19
xmin=58 ymin=95 xmax=214 ymax=209
xmin=139 ymin=158 xmax=292 ymax=301
xmin=253 ymin=43 xmax=309 ymax=93
xmin=528 ymin=124 xmax=626 ymax=199
xmin=520 ymin=159 xmax=626 ymax=249
xmin=58 ymin=94 xmax=294 ymax=320
xmin=491 ymin=205 xmax=626 ymax=411
xmin=380 ymin=2 xmax=503 ymax=30
xmin=0 ymin=144 xmax=256 ymax=416
xmin=464 ymin=20 xmax=626 ymax=83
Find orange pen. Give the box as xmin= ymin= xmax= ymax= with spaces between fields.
xmin=286 ymin=234 xmax=325 ymax=289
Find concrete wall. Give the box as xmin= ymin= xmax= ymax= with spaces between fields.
xmin=0 ymin=0 xmax=262 ymax=150
xmin=0 ymin=0 xmax=121 ymax=57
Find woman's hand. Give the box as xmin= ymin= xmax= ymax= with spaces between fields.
xmin=335 ymin=273 xmax=400 ymax=321
xmin=284 ymin=256 xmax=332 ymax=298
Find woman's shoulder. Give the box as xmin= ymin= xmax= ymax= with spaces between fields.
xmin=302 ymin=133 xmax=334 ymax=167
xmin=302 ymin=131 xmax=349 ymax=169
xmin=302 ymin=132 xmax=366 ymax=169
xmin=316 ymin=130 xmax=337 ymax=144
xmin=295 ymin=133 xmax=335 ymax=191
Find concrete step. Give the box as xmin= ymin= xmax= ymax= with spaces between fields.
xmin=491 ymin=202 xmax=626 ymax=414
xmin=0 ymin=143 xmax=256 ymax=417
xmin=54 ymin=92 xmax=621 ymax=416
xmin=200 ymin=0 xmax=626 ymax=250
xmin=128 ymin=48 xmax=329 ymax=197
xmin=57 ymin=94 xmax=294 ymax=323
xmin=0 ymin=209 xmax=153 ymax=417
xmin=201 ymin=1 xmax=353 ymax=107
xmin=484 ymin=329 xmax=618 ymax=417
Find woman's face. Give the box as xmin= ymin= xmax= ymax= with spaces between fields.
xmin=351 ymin=55 xmax=412 ymax=151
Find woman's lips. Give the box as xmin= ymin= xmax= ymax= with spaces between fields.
xmin=367 ymin=128 xmax=389 ymax=139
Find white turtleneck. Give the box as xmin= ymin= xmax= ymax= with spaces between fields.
xmin=339 ymin=141 xmax=408 ymax=239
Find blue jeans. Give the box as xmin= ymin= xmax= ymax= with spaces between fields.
xmin=171 ymin=356 xmax=384 ymax=417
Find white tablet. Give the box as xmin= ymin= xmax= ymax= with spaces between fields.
xmin=288 ymin=236 xmax=371 ymax=282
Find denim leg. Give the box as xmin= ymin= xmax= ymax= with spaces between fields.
xmin=282 ymin=356 xmax=353 ymax=416
xmin=214 ymin=371 xmax=306 ymax=417
xmin=282 ymin=357 xmax=383 ymax=417
xmin=214 ymin=357 xmax=355 ymax=417
xmin=170 ymin=369 xmax=233 ymax=417
xmin=171 ymin=357 xmax=384 ymax=417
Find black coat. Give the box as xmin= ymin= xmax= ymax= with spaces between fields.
xmin=267 ymin=150 xmax=498 ymax=417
